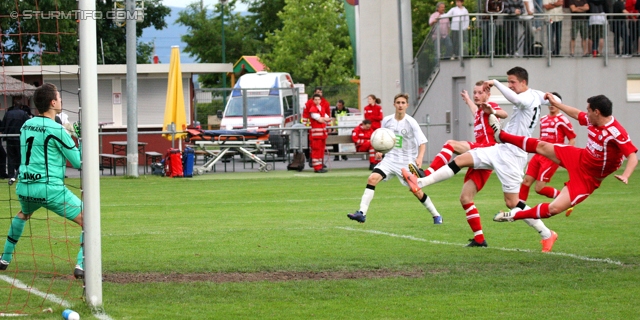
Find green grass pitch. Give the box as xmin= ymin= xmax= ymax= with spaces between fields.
xmin=2 ymin=167 xmax=639 ymax=319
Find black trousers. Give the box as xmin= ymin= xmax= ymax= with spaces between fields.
xmin=6 ymin=139 xmax=20 ymax=178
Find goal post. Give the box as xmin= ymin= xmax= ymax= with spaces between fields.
xmin=78 ymin=0 xmax=103 ymax=310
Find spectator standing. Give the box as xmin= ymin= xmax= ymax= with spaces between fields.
xmin=543 ymin=0 xmax=565 ymax=55
xmin=364 ymin=94 xmax=383 ymax=131
xmin=442 ymin=0 xmax=470 ymax=58
xmin=519 ymin=0 xmax=536 ymax=56
xmin=569 ymin=0 xmax=591 ymax=56
xmin=627 ymin=0 xmax=639 ymax=55
xmin=430 ymin=2 xmax=453 ymax=59
xmin=2 ymin=96 xmax=30 ymax=184
xmin=308 ymin=94 xmax=331 ymax=173
xmin=503 ymin=0 xmax=527 ymax=56
xmin=331 ymin=100 xmax=349 ymax=161
xmin=588 ymin=0 xmax=607 ymax=56
xmin=612 ymin=0 xmax=630 ymax=57
xmin=351 ymin=120 xmax=379 ymax=170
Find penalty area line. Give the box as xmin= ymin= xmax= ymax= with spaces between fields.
xmin=337 ymin=227 xmax=624 ymax=266
xmin=0 ymin=275 xmax=71 ymax=308
xmin=0 ymin=275 xmax=114 ymax=320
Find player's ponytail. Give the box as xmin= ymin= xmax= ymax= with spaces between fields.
xmin=368 ymin=94 xmax=381 ymax=105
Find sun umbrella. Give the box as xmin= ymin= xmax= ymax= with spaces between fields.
xmin=163 ymin=46 xmax=187 ymax=142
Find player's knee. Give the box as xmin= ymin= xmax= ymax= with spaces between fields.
xmin=17 ymin=212 xmax=30 ymax=221
xmin=505 ymin=198 xmax=519 ymax=209
xmin=459 ymin=194 xmax=473 ymax=205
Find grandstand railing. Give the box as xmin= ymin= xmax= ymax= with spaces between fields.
xmin=413 ymin=12 xmax=640 ymax=102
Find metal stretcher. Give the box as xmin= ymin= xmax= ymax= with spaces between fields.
xmin=186 ymin=129 xmax=274 ymax=174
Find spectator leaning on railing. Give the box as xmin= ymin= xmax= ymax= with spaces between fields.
xmin=430 ymin=2 xmax=453 ymax=59
xmin=440 ymin=0 xmax=470 ymax=59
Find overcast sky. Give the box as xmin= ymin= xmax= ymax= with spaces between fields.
xmin=161 ymin=0 xmax=248 ymax=11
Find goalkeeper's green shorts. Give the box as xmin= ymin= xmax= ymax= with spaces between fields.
xmin=16 ymin=183 xmax=82 ymax=220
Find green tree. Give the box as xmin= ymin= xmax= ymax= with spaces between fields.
xmin=177 ymin=0 xmax=262 ymax=88
xmin=0 ymin=0 xmax=170 ymax=65
xmin=260 ymin=0 xmax=353 ymax=88
xmin=240 ymin=0 xmax=286 ymax=52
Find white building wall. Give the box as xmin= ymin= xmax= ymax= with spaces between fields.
xmin=359 ymin=0 xmax=405 ymax=116
xmin=414 ymin=58 xmax=640 ymax=163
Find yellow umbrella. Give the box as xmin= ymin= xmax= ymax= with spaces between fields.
xmin=163 ymin=46 xmax=187 ymax=141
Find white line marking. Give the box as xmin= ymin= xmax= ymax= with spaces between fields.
xmin=92 ymin=311 xmax=114 ymax=320
xmin=337 ymin=227 xmax=624 ymax=266
xmin=0 ymin=275 xmax=70 ymax=307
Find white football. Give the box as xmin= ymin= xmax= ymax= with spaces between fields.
xmin=370 ymin=128 xmax=397 ymax=154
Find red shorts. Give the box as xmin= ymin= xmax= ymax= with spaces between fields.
xmin=525 ymin=154 xmax=559 ymax=182
xmin=464 ymin=168 xmax=492 ymax=191
xmin=554 ymin=145 xmax=602 ymax=206
xmin=467 ymin=142 xmax=493 ymax=150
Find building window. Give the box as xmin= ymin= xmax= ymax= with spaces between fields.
xmin=627 ymin=76 xmax=640 ymax=102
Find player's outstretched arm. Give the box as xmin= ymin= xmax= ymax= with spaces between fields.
xmin=489 ymin=80 xmax=523 ymax=108
xmin=615 ymin=152 xmax=638 ymax=184
xmin=460 ymin=90 xmax=478 ymax=115
xmin=544 ymin=92 xmax=581 ymax=119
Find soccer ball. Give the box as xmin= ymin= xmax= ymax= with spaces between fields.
xmin=370 ymin=128 xmax=397 ymax=154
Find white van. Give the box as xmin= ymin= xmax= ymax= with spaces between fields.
xmin=220 ymin=72 xmax=300 ymax=156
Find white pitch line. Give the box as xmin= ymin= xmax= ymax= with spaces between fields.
xmin=0 ymin=275 xmax=70 ymax=307
xmin=337 ymin=227 xmax=624 ymax=266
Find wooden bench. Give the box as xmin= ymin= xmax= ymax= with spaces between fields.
xmin=144 ymin=151 xmax=163 ymax=175
xmin=325 ymin=135 xmax=368 ymax=159
xmin=100 ymin=153 xmax=127 ymax=176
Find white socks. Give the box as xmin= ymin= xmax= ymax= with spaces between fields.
xmin=359 ymin=188 xmax=375 ymax=215
xmin=423 ymin=196 xmax=440 ymax=217
xmin=417 ymin=165 xmax=455 ymax=188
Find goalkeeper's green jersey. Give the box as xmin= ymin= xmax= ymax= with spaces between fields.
xmin=18 ymin=116 xmax=81 ymax=186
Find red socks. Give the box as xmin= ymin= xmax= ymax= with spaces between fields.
xmin=513 ymin=203 xmax=552 ymax=219
xmin=463 ymin=203 xmax=484 ymax=243
xmin=499 ymin=132 xmax=539 ymax=153
xmin=519 ymin=184 xmax=531 ymax=202
xmin=538 ymin=186 xmax=559 ymax=199
xmin=427 ymin=144 xmax=455 ymax=176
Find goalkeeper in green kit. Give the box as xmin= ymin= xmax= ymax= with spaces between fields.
xmin=0 ymin=83 xmax=85 ymax=279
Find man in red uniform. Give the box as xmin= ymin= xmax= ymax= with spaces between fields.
xmin=308 ymin=94 xmax=331 ymax=173
xmin=410 ymin=81 xmax=508 ymax=247
xmin=302 ymin=87 xmax=329 ymax=126
xmin=519 ymin=92 xmax=576 ymax=212
xmin=351 ymin=119 xmax=379 ymax=170
xmin=493 ymin=94 xmax=637 ymax=225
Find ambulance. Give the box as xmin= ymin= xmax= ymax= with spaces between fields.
xmin=220 ymin=72 xmax=300 ymax=155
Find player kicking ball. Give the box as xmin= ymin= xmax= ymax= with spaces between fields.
xmin=402 ymin=67 xmax=559 ymax=252
xmin=408 ymin=81 xmax=507 ymax=247
xmin=347 ymin=93 xmax=442 ymax=224
xmin=491 ymin=94 xmax=637 ymax=223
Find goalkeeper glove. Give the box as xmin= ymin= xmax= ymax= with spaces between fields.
xmin=72 ymin=121 xmax=81 ymax=138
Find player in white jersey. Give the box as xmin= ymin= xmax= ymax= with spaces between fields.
xmin=347 ymin=93 xmax=441 ymax=224
xmin=403 ymin=67 xmax=559 ymax=252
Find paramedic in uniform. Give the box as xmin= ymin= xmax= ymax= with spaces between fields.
xmin=309 ymin=94 xmax=331 ymax=173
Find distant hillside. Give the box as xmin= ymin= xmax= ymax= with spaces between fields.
xmin=140 ymin=6 xmax=193 ymax=64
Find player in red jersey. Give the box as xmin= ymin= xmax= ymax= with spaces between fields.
xmin=492 ymin=94 xmax=637 ymax=225
xmin=519 ymin=92 xmax=577 ymax=216
xmin=411 ymin=81 xmax=508 ymax=247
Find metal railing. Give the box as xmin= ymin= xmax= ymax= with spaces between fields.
xmin=413 ymin=12 xmax=640 ymax=103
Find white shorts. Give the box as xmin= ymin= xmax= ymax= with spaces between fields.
xmin=469 ymin=144 xmax=527 ymax=193
xmin=374 ymin=158 xmax=412 ymax=188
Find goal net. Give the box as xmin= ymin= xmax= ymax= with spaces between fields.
xmin=1 ymin=0 xmax=85 ymax=315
